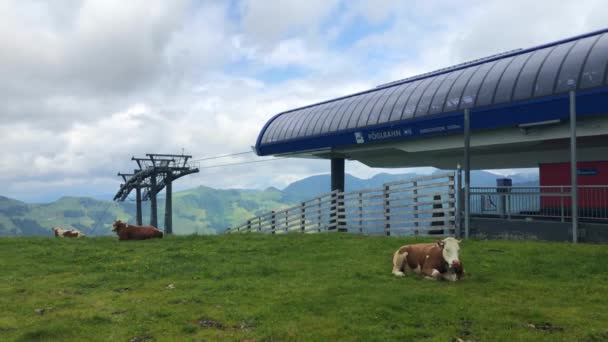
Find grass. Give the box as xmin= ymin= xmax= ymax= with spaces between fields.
xmin=1 ymin=234 xmax=608 ymax=341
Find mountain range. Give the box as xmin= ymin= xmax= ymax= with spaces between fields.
xmin=0 ymin=170 xmax=537 ymax=236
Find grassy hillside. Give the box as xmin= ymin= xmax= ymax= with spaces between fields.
xmin=0 ymin=186 xmax=295 ymax=237
xmin=168 ymin=185 xmax=293 ymax=234
xmin=1 ymin=235 xmax=606 ymax=341
xmin=0 ymin=196 xmax=136 ymax=237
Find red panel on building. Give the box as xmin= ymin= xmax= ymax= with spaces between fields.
xmin=540 ymin=161 xmax=608 ymax=210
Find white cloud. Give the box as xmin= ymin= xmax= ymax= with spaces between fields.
xmin=1 ymin=0 xmax=605 ymax=202
xmin=238 ymin=0 xmax=340 ymax=47
xmin=263 ymin=39 xmax=323 ymax=67
xmin=0 ymin=0 xmax=232 ymax=129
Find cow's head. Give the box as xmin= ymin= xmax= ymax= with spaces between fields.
xmin=437 ymin=237 xmax=462 ymax=269
xmin=112 ymin=220 xmax=125 ymax=232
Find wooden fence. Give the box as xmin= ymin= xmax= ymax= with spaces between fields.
xmin=226 ymin=172 xmax=456 ymax=236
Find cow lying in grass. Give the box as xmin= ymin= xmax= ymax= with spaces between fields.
xmin=392 ymin=237 xmax=464 ymax=281
xmin=112 ymin=220 xmax=163 ymax=241
xmin=52 ymin=227 xmax=85 ymax=238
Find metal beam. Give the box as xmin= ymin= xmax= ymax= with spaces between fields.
xmin=164 ymin=172 xmax=173 ymax=234
xmin=150 ymin=173 xmax=158 ymax=228
xmin=570 ymin=90 xmax=578 ymax=243
xmin=141 ymin=168 xmax=199 ymax=200
xmin=146 ymin=153 xmax=192 ymax=159
xmin=132 ymin=157 xmax=143 ymax=169
xmin=118 ymin=172 xmax=133 ymax=182
xmin=464 ymin=108 xmax=471 ymax=239
xmin=135 ymin=187 xmax=142 ymax=226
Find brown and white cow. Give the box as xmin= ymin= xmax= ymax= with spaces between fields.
xmin=392 ymin=237 xmax=464 ymax=281
xmin=52 ymin=227 xmax=86 ymax=238
xmin=112 ymin=220 xmax=163 ymax=241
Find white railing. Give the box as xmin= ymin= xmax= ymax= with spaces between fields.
xmin=226 ymin=172 xmax=457 ymax=236
xmin=226 ymin=190 xmax=340 ymax=234
xmin=470 ymin=185 xmax=608 ymax=222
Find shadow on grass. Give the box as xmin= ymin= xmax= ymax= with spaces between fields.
xmin=17 ymin=326 xmax=70 ymax=342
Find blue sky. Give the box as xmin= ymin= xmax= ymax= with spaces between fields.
xmin=0 ymin=0 xmax=606 ymax=202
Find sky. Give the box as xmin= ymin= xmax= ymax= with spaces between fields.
xmin=1 ymin=0 xmax=607 ymax=202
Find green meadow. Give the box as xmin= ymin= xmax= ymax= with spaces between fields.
xmin=1 ymin=234 xmax=607 ymax=341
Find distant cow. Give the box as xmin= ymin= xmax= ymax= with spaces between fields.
xmin=392 ymin=237 xmax=464 ymax=281
xmin=52 ymin=227 xmax=85 ymax=238
xmin=112 ymin=220 xmax=163 ymax=241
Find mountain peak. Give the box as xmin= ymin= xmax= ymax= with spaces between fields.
xmin=264 ymin=186 xmax=282 ymax=193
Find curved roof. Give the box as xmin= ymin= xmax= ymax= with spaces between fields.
xmin=256 ymin=28 xmax=608 ymax=156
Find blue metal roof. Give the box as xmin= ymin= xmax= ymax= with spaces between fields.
xmin=256 ymin=28 xmax=608 ymax=156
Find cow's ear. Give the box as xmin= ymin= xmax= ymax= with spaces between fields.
xmin=437 ymin=241 xmax=445 ymax=248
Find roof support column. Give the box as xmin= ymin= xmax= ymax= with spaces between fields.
xmin=463 ymin=108 xmax=471 ymax=239
xmin=135 ymin=186 xmax=142 ymax=226
xmin=331 ymin=158 xmax=345 ymax=192
xmin=570 ymin=90 xmax=578 ymax=243
xmin=331 ymin=158 xmax=346 ymax=232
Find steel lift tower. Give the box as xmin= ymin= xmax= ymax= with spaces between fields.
xmin=114 ymin=154 xmax=199 ymax=234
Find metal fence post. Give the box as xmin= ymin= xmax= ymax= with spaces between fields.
xmin=560 ymin=186 xmax=565 ymax=223
xmin=570 ymin=90 xmax=578 ymax=243
xmin=464 ymin=108 xmax=471 ymax=239
xmin=318 ymin=198 xmax=322 ymax=232
xmin=358 ymin=193 xmax=363 ymax=234
xmin=455 ymin=165 xmax=462 ymax=237
xmin=413 ymin=181 xmax=419 ymax=234
xmin=449 ymin=173 xmax=456 ymax=236
xmin=301 ymin=202 xmax=306 ymax=233
xmin=384 ymin=184 xmax=391 ymax=236
xmin=337 ymin=191 xmax=346 ymax=232
xmin=507 ymin=193 xmax=512 ymax=220
xmin=329 ymin=191 xmax=337 ymax=231
xmin=271 ymin=210 xmax=276 ymax=235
